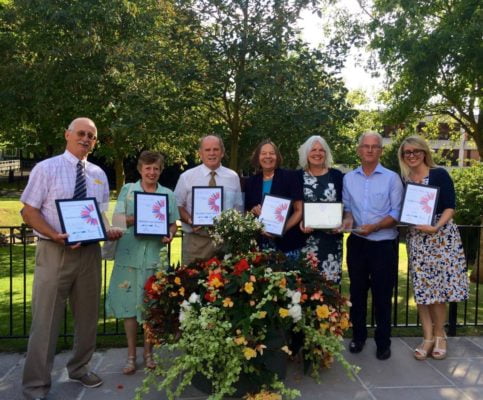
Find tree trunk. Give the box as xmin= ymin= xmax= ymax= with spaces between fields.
xmin=114 ymin=157 xmax=125 ymax=194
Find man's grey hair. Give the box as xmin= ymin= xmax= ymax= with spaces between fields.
xmin=358 ymin=131 xmax=383 ymax=147
xmin=199 ymin=135 xmax=225 ymax=153
xmin=67 ymin=117 xmax=97 ymax=133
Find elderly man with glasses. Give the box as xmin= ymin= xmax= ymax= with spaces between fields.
xmin=20 ymin=117 xmax=122 ymax=400
xmin=341 ymin=131 xmax=403 ymax=361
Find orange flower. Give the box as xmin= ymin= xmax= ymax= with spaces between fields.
xmin=223 ymin=297 xmax=234 ymax=308
xmin=208 ymin=271 xmax=224 ymax=288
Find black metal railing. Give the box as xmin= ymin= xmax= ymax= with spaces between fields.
xmin=0 ymin=225 xmax=481 ymax=340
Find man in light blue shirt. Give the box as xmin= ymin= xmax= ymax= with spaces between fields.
xmin=342 ymin=131 xmax=403 ymax=360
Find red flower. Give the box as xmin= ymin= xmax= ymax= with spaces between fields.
xmin=204 ymin=257 xmax=222 ymax=268
xmin=204 ymin=291 xmax=216 ymax=302
xmin=144 ymin=275 xmax=160 ymax=299
xmin=208 ymin=271 xmax=224 ymax=288
xmin=251 ymin=253 xmax=263 ymax=265
xmin=233 ymin=259 xmax=250 ymax=276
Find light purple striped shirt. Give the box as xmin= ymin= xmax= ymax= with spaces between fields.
xmin=21 ymin=150 xmax=110 ymax=237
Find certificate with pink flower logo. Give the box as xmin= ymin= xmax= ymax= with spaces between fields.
xmin=259 ymin=194 xmax=292 ymax=236
xmin=55 ymin=198 xmax=107 ymax=244
xmin=399 ymin=183 xmax=440 ymax=226
xmin=192 ymin=186 xmax=224 ymax=226
xmin=134 ymin=192 xmax=169 ymax=236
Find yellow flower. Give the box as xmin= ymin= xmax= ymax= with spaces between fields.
xmin=178 ymin=287 xmax=185 ymax=296
xmin=340 ymin=317 xmax=350 ymax=330
xmin=155 ymin=271 xmax=164 ymax=279
xmin=278 ymin=308 xmax=289 ymax=318
xmin=316 ymin=304 xmax=330 ymax=319
xmin=223 ymin=297 xmax=234 ymax=308
xmin=174 ymin=277 xmax=181 ymax=285
xmin=279 ymin=277 xmax=286 ymax=288
xmin=281 ymin=345 xmax=292 ymax=355
xmin=243 ymin=347 xmax=257 ymax=360
xmin=234 ymin=336 xmax=247 ymax=345
xmin=244 ymin=282 xmax=254 ymax=294
xmin=319 ymin=322 xmax=329 ymax=332
xmin=257 ymin=311 xmax=267 ymax=319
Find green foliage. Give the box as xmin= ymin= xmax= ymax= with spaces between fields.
xmin=363 ymin=0 xmax=483 ymax=158
xmin=451 ymin=163 xmax=483 ymax=225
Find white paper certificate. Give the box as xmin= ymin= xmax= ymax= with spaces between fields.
xmin=303 ymin=202 xmax=343 ymax=229
xmin=259 ymin=194 xmax=292 ymax=236
xmin=134 ymin=192 xmax=169 ymax=236
xmin=399 ymin=183 xmax=439 ymax=226
xmin=55 ymin=198 xmax=107 ymax=244
xmin=192 ymin=186 xmax=224 ymax=226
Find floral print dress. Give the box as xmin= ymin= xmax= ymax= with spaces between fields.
xmin=407 ymin=177 xmax=469 ymax=304
xmin=301 ymin=170 xmax=343 ymax=283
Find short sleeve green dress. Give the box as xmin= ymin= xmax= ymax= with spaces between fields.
xmin=106 ymin=180 xmax=180 ymax=322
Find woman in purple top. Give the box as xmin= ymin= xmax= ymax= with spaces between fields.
xmin=398 ymin=136 xmax=469 ymax=361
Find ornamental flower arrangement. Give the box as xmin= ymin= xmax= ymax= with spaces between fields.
xmin=138 ymin=210 xmax=356 ymax=400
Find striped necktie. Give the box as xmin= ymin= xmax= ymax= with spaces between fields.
xmin=73 ymin=160 xmax=87 ymax=199
xmin=209 ymin=171 xmax=217 ymax=187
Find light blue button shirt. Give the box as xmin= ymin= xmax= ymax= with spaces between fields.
xmin=342 ymin=163 xmax=403 ymax=241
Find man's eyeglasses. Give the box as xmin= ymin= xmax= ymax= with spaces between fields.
xmin=72 ymin=130 xmax=97 ymax=141
xmin=359 ymin=144 xmax=382 ymax=151
xmin=402 ymin=149 xmax=424 ymax=158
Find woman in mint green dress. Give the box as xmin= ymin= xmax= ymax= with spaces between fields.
xmin=106 ymin=151 xmax=179 ymax=374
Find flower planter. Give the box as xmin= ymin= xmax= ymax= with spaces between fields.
xmin=192 ymin=350 xmax=288 ymax=397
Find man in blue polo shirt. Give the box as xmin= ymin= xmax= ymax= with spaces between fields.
xmin=342 ymin=131 xmax=403 ymax=360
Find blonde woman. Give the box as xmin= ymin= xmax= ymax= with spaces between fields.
xmin=398 ymin=136 xmax=469 ymax=360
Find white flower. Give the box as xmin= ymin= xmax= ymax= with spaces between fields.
xmin=179 ymin=309 xmax=186 ymax=323
xmin=286 ymin=288 xmax=294 ymax=298
xmin=291 ymin=291 xmax=301 ymax=304
xmin=181 ymin=300 xmax=191 ymax=310
xmin=288 ymin=304 xmax=302 ymax=322
xmin=188 ymin=293 xmax=200 ymax=304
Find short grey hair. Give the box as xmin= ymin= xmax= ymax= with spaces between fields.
xmin=298 ymin=135 xmax=334 ymax=169
xmin=67 ymin=117 xmax=97 ymax=133
xmin=199 ymin=135 xmax=225 ymax=153
xmin=358 ymin=131 xmax=383 ymax=147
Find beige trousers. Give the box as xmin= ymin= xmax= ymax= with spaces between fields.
xmin=22 ymin=240 xmax=101 ymax=400
xmin=182 ymin=230 xmax=217 ymax=265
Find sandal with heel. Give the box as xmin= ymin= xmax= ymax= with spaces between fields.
xmin=122 ymin=355 xmax=136 ymax=375
xmin=432 ymin=335 xmax=447 ymax=360
xmin=414 ymin=338 xmax=434 ymax=360
xmin=144 ymin=352 xmax=156 ymax=370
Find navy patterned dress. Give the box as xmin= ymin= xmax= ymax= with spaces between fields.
xmin=300 ymin=169 xmax=344 ymax=283
xmin=407 ymin=175 xmax=469 ymax=304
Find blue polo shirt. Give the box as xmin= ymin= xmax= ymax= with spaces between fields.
xmin=342 ymin=163 xmax=403 ymax=241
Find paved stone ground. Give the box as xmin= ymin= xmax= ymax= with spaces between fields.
xmin=1 ymin=337 xmax=482 ymax=400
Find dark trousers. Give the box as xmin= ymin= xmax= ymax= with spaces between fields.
xmin=346 ymin=234 xmax=397 ymax=349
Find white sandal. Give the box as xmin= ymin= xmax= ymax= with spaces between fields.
xmin=414 ymin=338 xmax=434 ymax=360
xmin=432 ymin=335 xmax=447 ymax=360
xmin=122 ymin=355 xmax=136 ymax=375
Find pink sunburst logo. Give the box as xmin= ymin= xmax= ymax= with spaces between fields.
xmin=152 ymin=200 xmax=166 ymax=221
xmin=208 ymin=192 xmax=221 ymax=212
xmin=80 ymin=204 xmax=99 ymax=225
xmin=420 ymin=192 xmax=435 ymax=214
xmin=274 ymin=203 xmax=288 ymax=223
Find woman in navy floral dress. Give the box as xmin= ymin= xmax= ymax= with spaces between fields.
xmin=398 ymin=136 xmax=469 ymax=361
xmin=297 ymin=136 xmax=344 ymax=283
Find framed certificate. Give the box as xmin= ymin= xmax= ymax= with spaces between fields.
xmin=55 ymin=198 xmax=107 ymax=244
xmin=399 ymin=183 xmax=440 ymax=226
xmin=134 ymin=192 xmax=169 ymax=236
xmin=259 ymin=194 xmax=292 ymax=237
xmin=192 ymin=186 xmax=224 ymax=226
xmin=303 ymin=202 xmax=343 ymax=229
